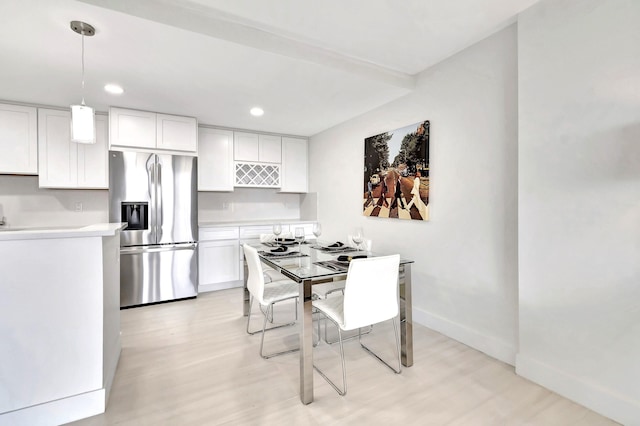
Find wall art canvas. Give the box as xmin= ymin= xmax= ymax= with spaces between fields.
xmin=363 ymin=120 xmax=429 ymax=221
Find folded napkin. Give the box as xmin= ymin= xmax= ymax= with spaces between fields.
xmin=271 ymin=246 xmax=288 ymax=253
xmin=276 ymin=237 xmax=295 ymax=243
xmin=328 ymin=241 xmax=344 ymax=248
xmin=337 ymin=254 xmax=368 ymax=262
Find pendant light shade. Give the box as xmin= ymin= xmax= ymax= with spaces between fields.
xmin=71 ymin=104 xmax=96 ymax=144
xmin=70 ymin=21 xmax=96 ymax=144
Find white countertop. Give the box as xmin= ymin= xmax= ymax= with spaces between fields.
xmin=199 ymin=219 xmax=316 ymax=228
xmin=0 ymin=222 xmax=127 ymax=241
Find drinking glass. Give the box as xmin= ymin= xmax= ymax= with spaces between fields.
xmin=273 ymin=223 xmax=282 ymax=245
xmin=312 ymin=222 xmax=322 ymax=240
xmin=294 ymin=227 xmax=306 ymax=273
xmin=352 ymin=227 xmax=364 ymax=251
xmin=294 ymin=227 xmax=305 ymax=249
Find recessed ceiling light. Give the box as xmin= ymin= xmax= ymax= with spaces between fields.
xmin=250 ymin=107 xmax=264 ymax=117
xmin=104 ymin=84 xmax=124 ymax=95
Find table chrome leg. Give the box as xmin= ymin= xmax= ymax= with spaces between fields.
xmin=299 ymin=278 xmax=314 ymax=404
xmin=399 ymin=263 xmax=414 ymax=367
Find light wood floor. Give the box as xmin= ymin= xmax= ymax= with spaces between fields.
xmin=69 ymin=289 xmax=617 ymax=426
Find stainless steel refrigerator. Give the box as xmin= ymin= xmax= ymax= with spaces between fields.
xmin=109 ymin=151 xmax=198 ymax=308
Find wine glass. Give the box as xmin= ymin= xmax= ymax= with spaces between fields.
xmin=272 ymin=223 xmax=282 ymax=245
xmin=294 ymin=227 xmax=306 ymax=273
xmin=352 ymin=227 xmax=364 ymax=252
xmin=312 ymin=222 xmax=322 ymax=241
xmin=294 ymin=227 xmax=305 ymax=250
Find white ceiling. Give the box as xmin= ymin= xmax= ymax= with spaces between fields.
xmin=0 ymin=0 xmax=538 ymax=136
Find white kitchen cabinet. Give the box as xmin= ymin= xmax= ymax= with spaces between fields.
xmin=78 ymin=115 xmax=108 ymax=188
xmin=198 ymin=127 xmax=234 ymax=191
xmin=238 ymin=224 xmax=279 ymax=283
xmin=109 ymin=107 xmax=197 ymax=153
xmin=109 ymin=107 xmax=156 ymax=149
xmin=233 ymin=132 xmax=258 ymax=161
xmin=38 ymin=109 xmax=108 ymax=189
xmin=280 ymin=137 xmax=308 ymax=193
xmin=258 ymin=134 xmax=282 ymax=163
xmin=0 ymin=103 xmax=38 ymax=174
xmin=157 ymin=113 xmax=198 ymax=152
xmin=234 ymin=132 xmax=281 ymax=163
xmin=198 ymin=227 xmax=241 ymax=292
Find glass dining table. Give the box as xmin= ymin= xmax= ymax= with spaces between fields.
xmin=243 ymin=240 xmax=414 ymax=404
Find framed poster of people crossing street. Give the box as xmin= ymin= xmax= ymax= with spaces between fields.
xmin=363 ymin=120 xmax=429 ymax=221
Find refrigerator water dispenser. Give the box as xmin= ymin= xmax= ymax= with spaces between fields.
xmin=121 ymin=202 xmax=148 ymax=230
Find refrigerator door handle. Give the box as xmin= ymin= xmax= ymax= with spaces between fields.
xmin=147 ymin=159 xmax=156 ymax=241
xmin=121 ymin=243 xmax=197 ymax=255
xmin=156 ymin=161 xmax=163 ymax=241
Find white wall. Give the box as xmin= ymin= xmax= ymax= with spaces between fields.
xmin=516 ymin=0 xmax=640 ymax=423
xmin=198 ymin=188 xmax=301 ymax=222
xmin=309 ymin=25 xmax=519 ymax=364
xmin=0 ymin=176 xmax=304 ymax=226
xmin=0 ymin=175 xmax=108 ymax=227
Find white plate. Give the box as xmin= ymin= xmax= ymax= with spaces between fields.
xmin=269 ymin=250 xmax=291 ymax=256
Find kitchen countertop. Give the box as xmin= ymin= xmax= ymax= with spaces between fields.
xmin=0 ymin=222 xmax=127 ymax=241
xmin=199 ymin=219 xmax=316 ymax=228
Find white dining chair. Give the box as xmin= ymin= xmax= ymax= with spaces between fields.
xmin=259 ymin=232 xmax=293 ymax=283
xmin=312 ymin=236 xmax=373 ymax=300
xmin=312 ymin=254 xmax=401 ymax=395
xmin=243 ymin=244 xmax=299 ymax=359
xmin=312 ymin=237 xmax=375 ymax=343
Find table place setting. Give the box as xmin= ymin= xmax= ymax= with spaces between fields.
xmin=311 ymin=241 xmax=357 ymax=253
xmin=258 ymin=247 xmax=308 ymax=259
xmin=314 ymin=254 xmax=369 ymax=272
xmin=313 ymin=260 xmax=349 ymax=272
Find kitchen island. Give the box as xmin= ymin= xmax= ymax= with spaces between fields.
xmin=0 ymin=223 xmax=125 ymax=426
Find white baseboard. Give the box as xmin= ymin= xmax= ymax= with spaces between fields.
xmin=199 ymin=280 xmax=243 ymax=293
xmin=412 ymin=307 xmax=517 ymax=366
xmin=516 ymin=354 xmax=640 ymax=425
xmin=0 ymin=389 xmax=105 ymax=426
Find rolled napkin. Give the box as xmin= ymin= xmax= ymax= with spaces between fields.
xmin=271 ymin=246 xmax=288 ymax=253
xmin=328 ymin=241 xmax=344 ymax=248
xmin=337 ymin=254 xmax=367 ymax=262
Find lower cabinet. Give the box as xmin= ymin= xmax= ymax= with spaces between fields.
xmin=198 ymin=227 xmax=241 ymax=292
xmin=198 ymin=222 xmax=316 ymax=293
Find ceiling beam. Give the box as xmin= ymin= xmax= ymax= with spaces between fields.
xmin=78 ymin=0 xmax=416 ymax=90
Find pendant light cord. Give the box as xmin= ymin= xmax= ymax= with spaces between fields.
xmin=81 ymin=33 xmax=86 ymax=106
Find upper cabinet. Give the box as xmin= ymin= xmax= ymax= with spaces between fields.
xmin=157 ymin=113 xmax=198 ymax=152
xmin=109 ymin=107 xmax=197 ymax=154
xmin=199 ymin=128 xmax=307 ymax=191
xmin=109 ymin=108 xmax=155 ymax=148
xmin=280 ymin=137 xmax=308 ymax=193
xmin=0 ymin=103 xmax=38 ymax=175
xmin=38 ymin=109 xmax=108 ymax=189
xmin=233 ymin=132 xmax=281 ymax=163
xmin=198 ymin=127 xmax=234 ymax=192
xmin=233 ymin=132 xmax=282 ymax=188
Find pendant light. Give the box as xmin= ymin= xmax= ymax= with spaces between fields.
xmin=70 ymin=21 xmax=96 ymax=144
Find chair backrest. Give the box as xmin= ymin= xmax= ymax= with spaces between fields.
xmin=347 ymin=235 xmax=372 ymax=251
xmin=243 ymin=244 xmax=267 ymax=305
xmin=342 ymin=254 xmax=400 ymax=331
